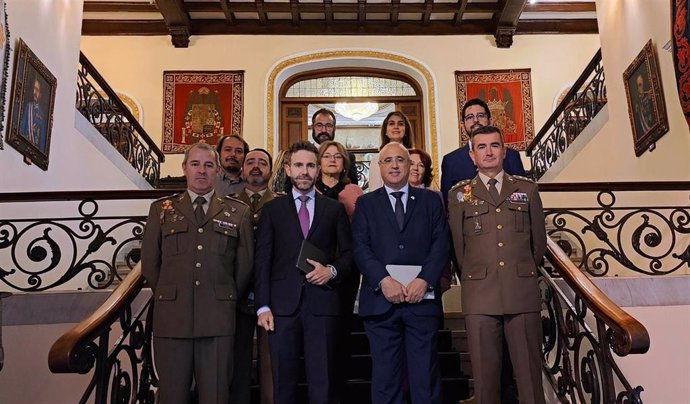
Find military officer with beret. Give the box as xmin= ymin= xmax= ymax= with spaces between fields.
xmin=230 ymin=148 xmax=278 ymax=404
xmin=142 ymin=142 xmax=254 ymax=404
xmin=448 ymin=125 xmax=547 ymax=404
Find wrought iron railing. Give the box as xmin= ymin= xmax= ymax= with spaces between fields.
xmin=539 ymin=181 xmax=690 ymax=277
xmin=0 ymin=190 xmax=181 ymax=292
xmin=540 ymin=238 xmax=649 ymax=403
xmin=48 ymin=264 xmax=157 ymax=404
xmin=526 ymin=50 xmax=607 ymax=180
xmin=76 ymin=52 xmax=164 ymax=186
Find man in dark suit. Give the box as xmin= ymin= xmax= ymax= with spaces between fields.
xmin=255 ymin=141 xmax=352 ymax=404
xmin=142 ymin=142 xmax=254 ymax=404
xmin=448 ymin=126 xmax=547 ymax=404
xmin=230 ymin=148 xmax=278 ymax=404
xmin=352 ymin=142 xmax=450 ymax=404
xmin=441 ymin=98 xmax=526 ymax=203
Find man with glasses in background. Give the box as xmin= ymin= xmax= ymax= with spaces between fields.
xmin=441 ymin=98 xmax=526 ymax=204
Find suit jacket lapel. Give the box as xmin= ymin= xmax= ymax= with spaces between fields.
xmin=497 ymin=175 xmax=519 ymax=207
xmin=470 ymin=176 xmax=495 ymax=207
xmin=307 ymin=193 xmax=325 ymax=239
xmin=375 ymin=187 xmax=401 ymax=232
xmin=203 ymin=194 xmax=224 ymax=226
xmin=283 ymin=194 xmax=305 ymax=239
xmin=174 ymin=192 xmax=196 ymax=225
xmin=402 ymin=186 xmax=418 ymax=230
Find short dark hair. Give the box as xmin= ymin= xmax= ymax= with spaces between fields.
xmin=312 ymin=108 xmax=337 ymax=125
xmin=408 ymin=148 xmax=434 ymax=187
xmin=247 ymin=148 xmax=273 ymax=171
xmin=286 ymin=141 xmax=319 ymax=164
xmin=380 ymin=111 xmax=414 ymax=149
xmin=462 ymin=98 xmax=491 ymax=121
xmin=216 ymin=135 xmax=249 ymax=156
xmin=469 ymin=125 xmax=504 ymax=150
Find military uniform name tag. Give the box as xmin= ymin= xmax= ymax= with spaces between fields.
xmin=213 ymin=219 xmax=237 ymax=229
xmin=509 ymin=192 xmax=529 ymax=203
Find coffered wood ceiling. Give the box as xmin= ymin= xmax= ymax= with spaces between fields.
xmin=82 ymin=0 xmax=598 ymax=48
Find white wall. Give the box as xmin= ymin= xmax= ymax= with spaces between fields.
xmin=553 ymin=0 xmax=690 ymax=182
xmin=79 ymin=34 xmax=601 ymax=178
xmin=0 ymin=0 xmax=152 ymax=192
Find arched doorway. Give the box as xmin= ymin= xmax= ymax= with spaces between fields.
xmin=279 ymin=68 xmax=424 ymax=187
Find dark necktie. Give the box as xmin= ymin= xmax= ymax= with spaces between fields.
xmin=488 ymin=178 xmax=500 ymax=203
xmin=298 ymin=195 xmax=310 ymax=238
xmin=391 ymin=191 xmax=405 ymax=230
xmin=250 ymin=193 xmax=261 ymax=212
xmin=194 ymin=196 xmax=206 ymax=224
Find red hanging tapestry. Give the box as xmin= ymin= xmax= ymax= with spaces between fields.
xmin=455 ymin=69 xmax=534 ymax=151
xmin=672 ymin=0 xmax=690 ymax=131
xmin=162 ymin=71 xmax=244 ymax=154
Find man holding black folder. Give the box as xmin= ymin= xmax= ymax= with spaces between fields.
xmin=352 ymin=142 xmax=450 ymax=404
xmin=255 ymin=141 xmax=352 ymax=404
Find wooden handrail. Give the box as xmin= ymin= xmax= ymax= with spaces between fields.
xmin=48 ymin=264 xmax=146 ymax=373
xmin=526 ymin=49 xmax=603 ymax=156
xmin=546 ymin=237 xmax=650 ymax=356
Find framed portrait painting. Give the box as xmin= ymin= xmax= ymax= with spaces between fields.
xmin=6 ymin=38 xmax=56 ymax=170
xmin=162 ymin=70 xmax=244 ymax=154
xmin=623 ymin=39 xmax=669 ymax=156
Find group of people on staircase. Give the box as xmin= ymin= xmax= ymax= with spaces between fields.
xmin=141 ymin=97 xmax=547 ymax=404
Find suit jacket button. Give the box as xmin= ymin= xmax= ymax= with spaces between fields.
xmin=518 ymin=207 xmax=522 ymax=211
xmin=229 ymin=294 xmax=233 ymax=299
xmin=170 ymin=229 xmax=175 ymax=233
xmin=468 ymin=275 xmax=472 ymax=279
xmin=195 ymin=280 xmax=201 ymax=286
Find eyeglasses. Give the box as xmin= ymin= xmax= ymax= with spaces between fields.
xmin=321 ymin=153 xmax=343 ymax=161
xmin=314 ymin=123 xmax=335 ymax=130
xmin=463 ymin=112 xmax=488 ymax=122
xmin=379 ymin=156 xmax=408 ymax=166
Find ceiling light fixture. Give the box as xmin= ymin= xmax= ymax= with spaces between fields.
xmin=334 ymin=102 xmax=379 ymax=121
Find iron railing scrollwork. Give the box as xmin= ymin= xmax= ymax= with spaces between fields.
xmin=526 ymin=49 xmax=607 ymax=180
xmin=540 ymin=238 xmax=649 ymax=403
xmin=76 ymin=52 xmax=164 ymax=186
xmin=539 ymin=182 xmax=690 ymax=277
xmin=48 ymin=265 xmax=157 ymax=404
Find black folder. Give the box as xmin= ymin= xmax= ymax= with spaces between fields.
xmin=296 ymin=239 xmax=329 ymax=274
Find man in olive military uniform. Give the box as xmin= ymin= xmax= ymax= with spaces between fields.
xmin=142 ymin=142 xmax=254 ymax=404
xmin=230 ymin=148 xmax=278 ymax=404
xmin=448 ymin=126 xmax=547 ymax=404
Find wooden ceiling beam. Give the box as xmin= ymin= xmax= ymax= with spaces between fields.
xmin=524 ymin=2 xmax=596 ymax=13
xmin=324 ymin=0 xmax=333 ymax=24
xmin=391 ymin=0 xmax=400 ymax=25
xmin=155 ymin=0 xmax=191 ymax=47
xmin=81 ymin=18 xmax=598 ymax=36
xmin=493 ymin=0 xmax=528 ymax=48
xmin=181 ymin=2 xmax=499 ymax=14
xmin=453 ymin=0 xmax=469 ymax=26
xmin=290 ymin=0 xmax=300 ymax=25
xmin=219 ymin=0 xmax=236 ymax=24
xmin=83 ymin=1 xmax=158 ymax=13
xmin=256 ymin=0 xmax=267 ymax=24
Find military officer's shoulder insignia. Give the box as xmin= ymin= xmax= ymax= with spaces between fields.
xmin=224 ymin=195 xmax=249 ymax=207
xmin=274 ymin=191 xmax=287 ymax=196
xmin=153 ymin=192 xmax=180 ymax=204
xmin=508 ymin=174 xmax=535 ymax=183
xmin=449 ymin=179 xmax=471 ymax=193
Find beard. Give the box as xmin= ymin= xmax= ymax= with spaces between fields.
xmin=312 ymin=130 xmax=333 ymax=144
xmin=290 ymin=174 xmax=315 ymax=192
xmin=223 ymin=163 xmax=241 ymax=176
xmin=245 ymin=168 xmax=269 ymax=188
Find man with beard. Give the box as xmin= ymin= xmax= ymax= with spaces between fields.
xmin=255 ymin=141 xmax=352 ymax=404
xmin=284 ymin=109 xmax=359 ymax=191
xmin=441 ymin=99 xmax=526 ymax=203
xmin=216 ymin=135 xmax=250 ymax=197
xmin=230 ymin=148 xmax=278 ymax=404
